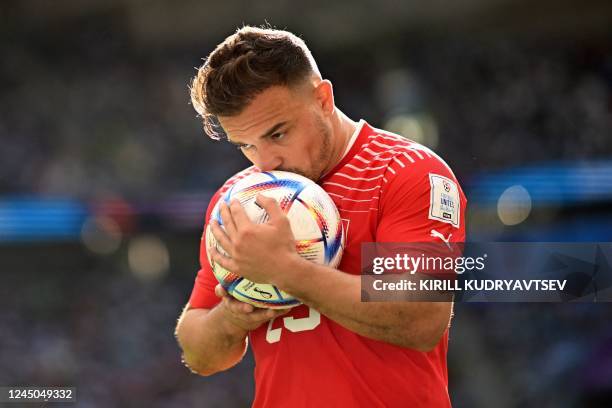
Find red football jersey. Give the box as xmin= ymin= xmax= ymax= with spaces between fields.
xmin=189 ymin=120 xmax=467 ymax=407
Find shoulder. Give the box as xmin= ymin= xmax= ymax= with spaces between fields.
xmin=361 ymin=126 xmax=461 ymax=188
xmin=371 ymin=130 xmax=466 ymax=229
xmin=385 ymin=144 xmax=460 ymax=188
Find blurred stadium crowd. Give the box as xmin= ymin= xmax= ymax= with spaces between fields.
xmin=2 ymin=23 xmax=612 ymax=198
xmin=0 ymin=241 xmax=255 ymax=407
xmin=1 ymin=5 xmax=612 ymax=408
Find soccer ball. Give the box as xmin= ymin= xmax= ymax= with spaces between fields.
xmin=206 ymin=171 xmax=345 ymax=309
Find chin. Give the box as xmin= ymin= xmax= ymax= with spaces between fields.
xmin=301 ymin=170 xmax=321 ymax=182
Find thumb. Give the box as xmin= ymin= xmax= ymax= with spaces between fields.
xmin=215 ymin=284 xmax=228 ymax=298
xmin=255 ymin=194 xmax=285 ymax=223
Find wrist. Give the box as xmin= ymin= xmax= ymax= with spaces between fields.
xmin=274 ymin=254 xmax=315 ymax=300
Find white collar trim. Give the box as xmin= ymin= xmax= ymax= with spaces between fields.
xmin=338 ymin=119 xmax=365 ymax=162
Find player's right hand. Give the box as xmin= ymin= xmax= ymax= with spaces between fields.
xmin=215 ymin=284 xmax=292 ymax=331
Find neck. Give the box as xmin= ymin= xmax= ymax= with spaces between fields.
xmin=322 ymin=109 xmax=357 ymax=177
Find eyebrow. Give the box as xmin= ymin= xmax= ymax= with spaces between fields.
xmin=228 ymin=121 xmax=288 ymax=146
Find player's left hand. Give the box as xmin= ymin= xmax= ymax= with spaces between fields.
xmin=208 ymin=194 xmax=303 ymax=287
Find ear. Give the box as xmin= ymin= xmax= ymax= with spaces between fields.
xmin=314 ymin=80 xmax=335 ymax=116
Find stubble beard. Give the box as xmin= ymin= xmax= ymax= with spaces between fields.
xmin=313 ymin=125 xmax=332 ymax=180
xmin=282 ymin=117 xmax=332 ymax=182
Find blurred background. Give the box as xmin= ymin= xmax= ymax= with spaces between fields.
xmin=1 ymin=0 xmax=612 ymax=407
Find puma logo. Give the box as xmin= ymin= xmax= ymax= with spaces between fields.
xmin=430 ymin=229 xmax=452 ymax=249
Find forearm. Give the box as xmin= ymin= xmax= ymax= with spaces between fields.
xmin=175 ymin=304 xmax=248 ymax=376
xmin=279 ymin=257 xmax=452 ymax=351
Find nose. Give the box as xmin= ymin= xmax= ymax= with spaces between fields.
xmin=253 ymin=150 xmax=282 ymax=172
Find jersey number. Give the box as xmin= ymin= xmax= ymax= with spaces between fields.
xmin=265 ymin=307 xmax=320 ymax=343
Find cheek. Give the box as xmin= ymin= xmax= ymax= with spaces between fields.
xmin=241 ymin=150 xmax=256 ymax=162
xmin=304 ymin=139 xmax=321 ymax=163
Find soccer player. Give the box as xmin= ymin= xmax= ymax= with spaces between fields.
xmin=175 ymin=26 xmax=467 ymax=407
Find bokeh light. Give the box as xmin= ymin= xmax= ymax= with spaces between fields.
xmin=384 ymin=113 xmax=439 ymax=148
xmin=127 ymin=235 xmax=170 ymax=281
xmin=497 ymin=185 xmax=532 ymax=226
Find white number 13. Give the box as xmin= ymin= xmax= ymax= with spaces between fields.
xmin=266 ymin=307 xmax=321 ymax=343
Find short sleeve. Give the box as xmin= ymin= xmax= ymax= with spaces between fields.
xmin=376 ymin=152 xmax=467 ymax=244
xmin=188 ymin=190 xmax=223 ymax=309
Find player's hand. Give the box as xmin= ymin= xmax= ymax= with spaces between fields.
xmin=209 ymin=195 xmax=304 ymax=287
xmin=215 ymin=284 xmax=291 ymax=332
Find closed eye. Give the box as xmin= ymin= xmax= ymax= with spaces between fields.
xmin=236 ymin=143 xmax=254 ymax=151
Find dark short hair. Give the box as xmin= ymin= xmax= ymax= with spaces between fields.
xmin=190 ymin=26 xmax=319 ymax=139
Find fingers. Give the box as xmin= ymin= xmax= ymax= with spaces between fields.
xmin=209 ymin=246 xmax=237 ymax=272
xmin=222 ymin=294 xmax=290 ymax=317
xmin=255 ymin=194 xmax=284 ymax=223
xmin=218 ymin=201 xmax=238 ymax=237
xmin=244 ymin=305 xmax=292 ymax=321
xmin=209 ymin=220 xmax=233 ymax=256
xmin=229 ymin=199 xmax=252 ymax=227
xmin=220 ymin=294 xmax=294 ymax=329
xmin=222 ymin=295 xmax=254 ymax=314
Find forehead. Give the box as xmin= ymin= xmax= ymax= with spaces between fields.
xmin=219 ymin=85 xmax=308 ymax=142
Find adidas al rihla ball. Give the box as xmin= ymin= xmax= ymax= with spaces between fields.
xmin=205 ymin=170 xmax=345 ymax=309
